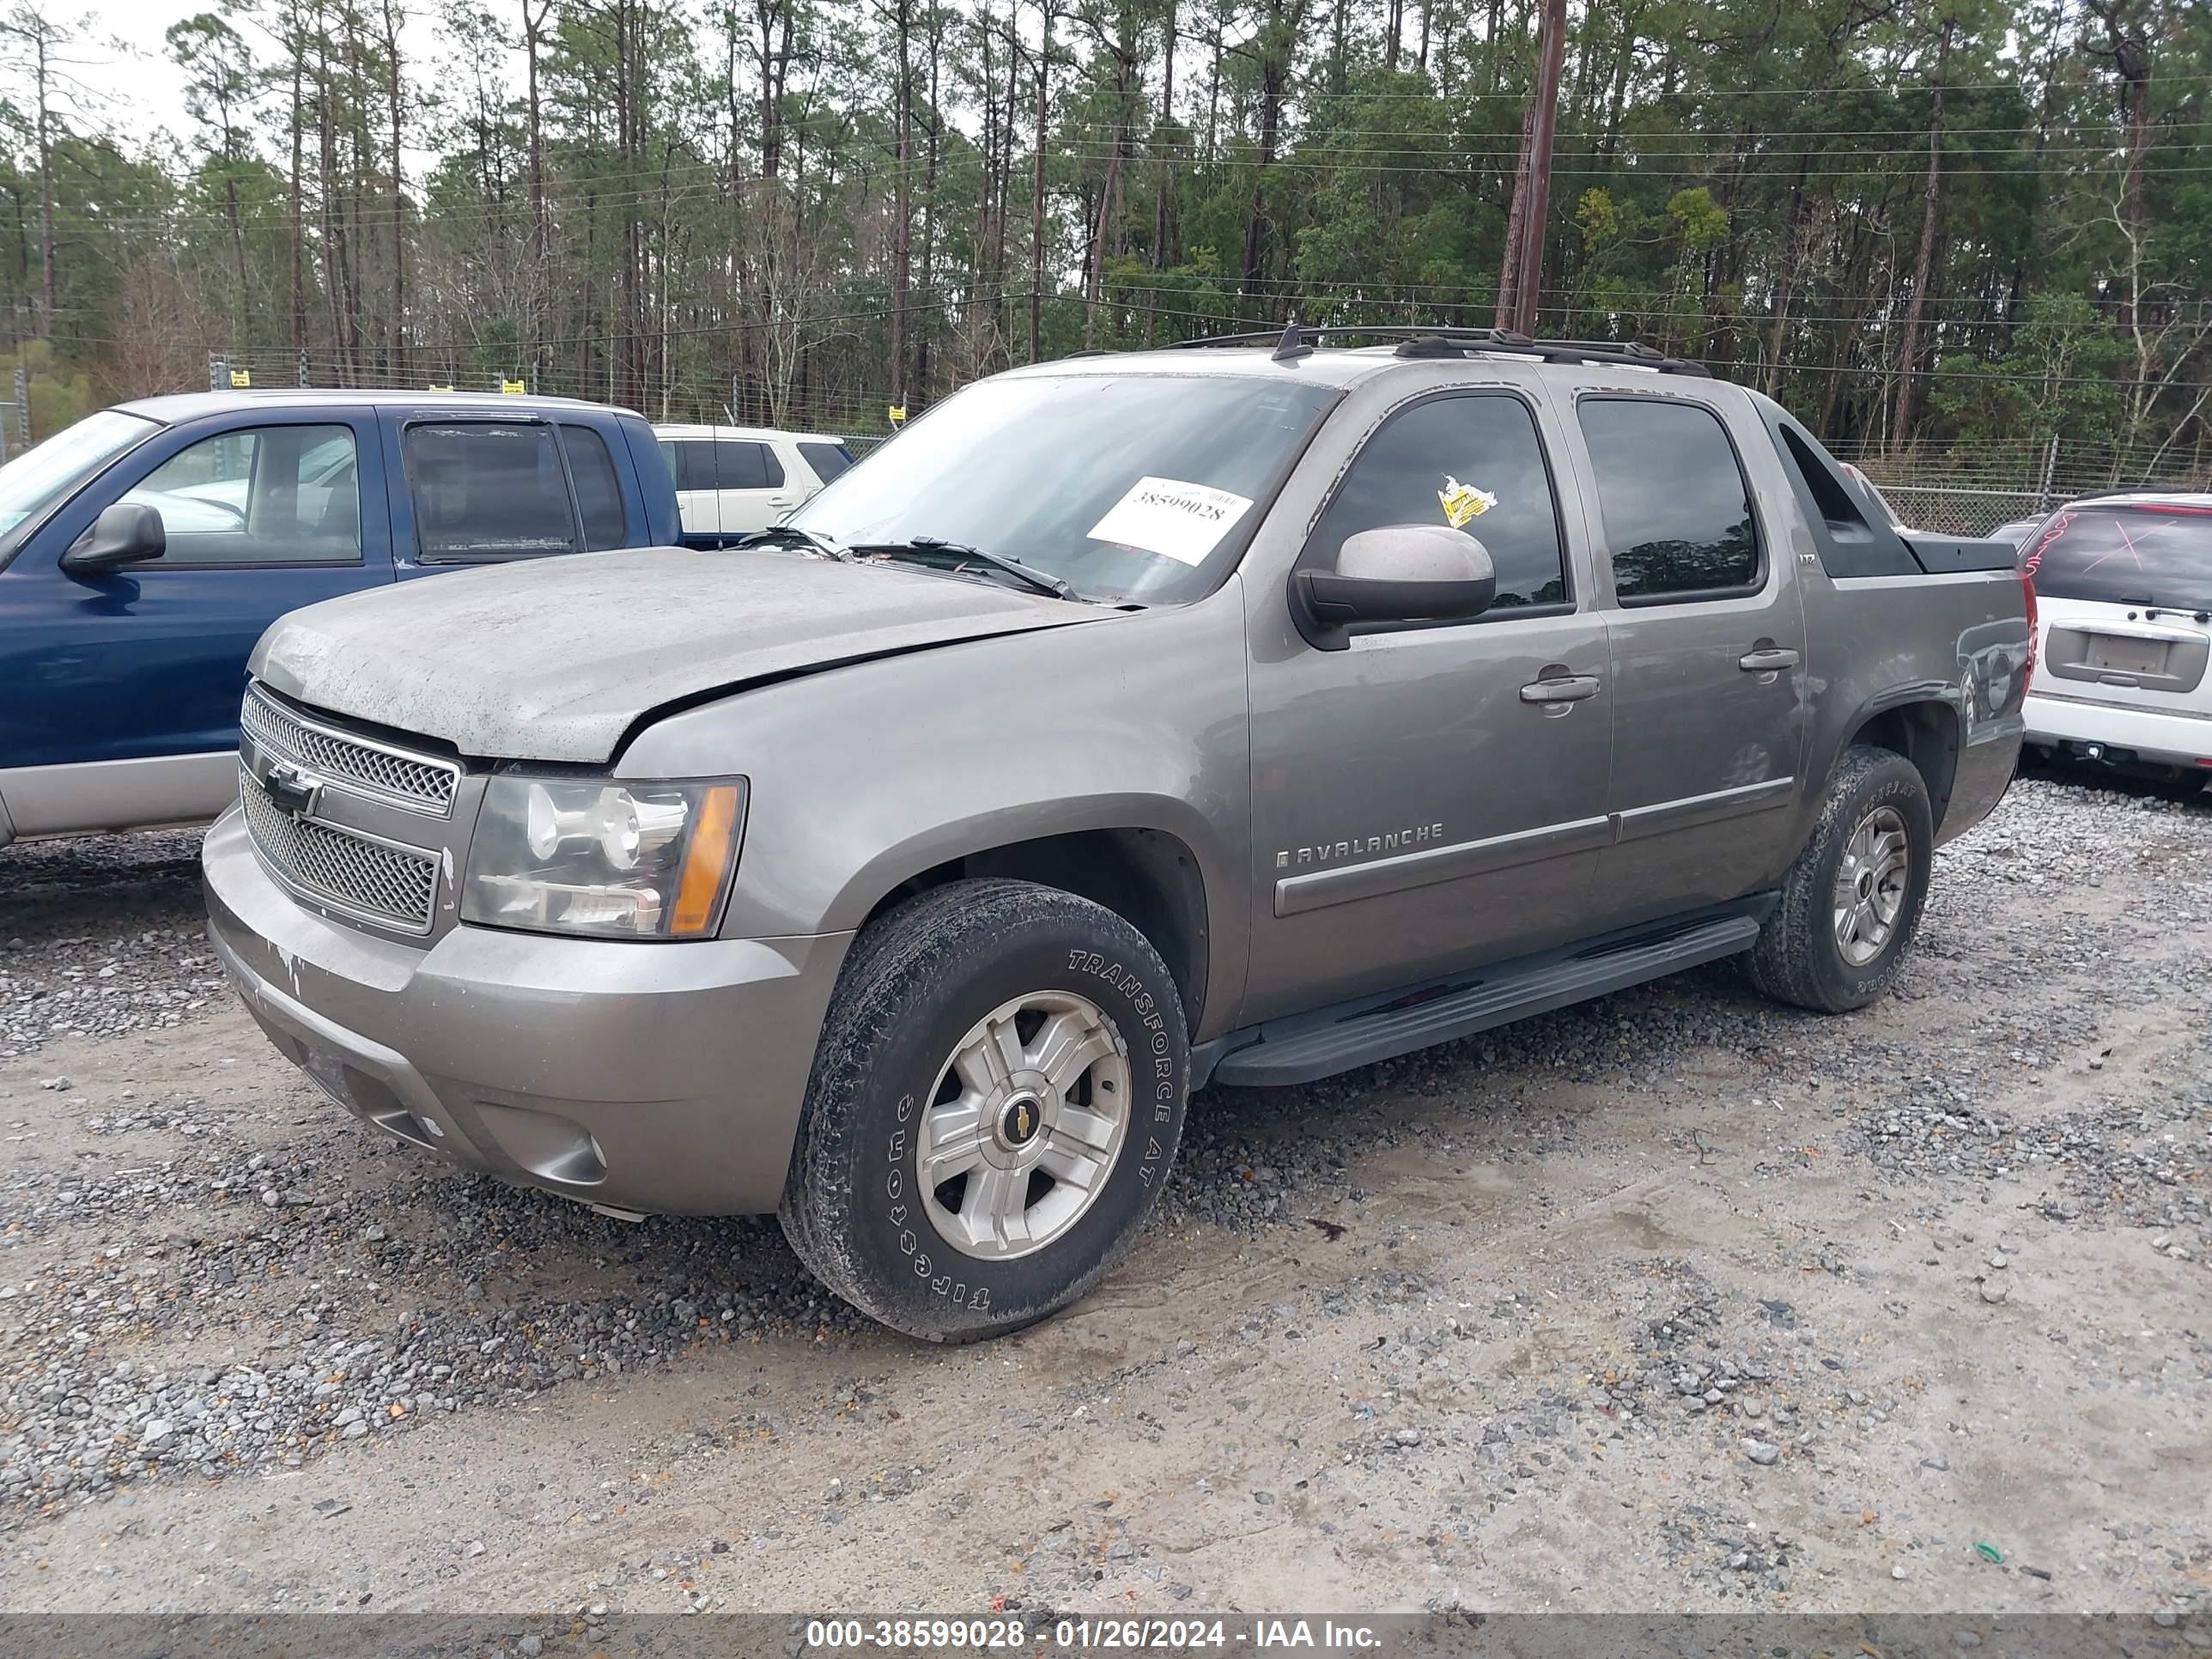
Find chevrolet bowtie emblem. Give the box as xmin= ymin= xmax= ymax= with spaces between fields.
xmin=264 ymin=761 xmax=325 ymax=819
xmin=1016 ymin=1103 xmax=1032 ymax=1139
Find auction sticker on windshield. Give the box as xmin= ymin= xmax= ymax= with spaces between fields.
xmin=1086 ymin=477 xmax=1255 ymax=566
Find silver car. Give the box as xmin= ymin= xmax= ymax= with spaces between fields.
xmin=204 ymin=328 xmax=2030 ymax=1340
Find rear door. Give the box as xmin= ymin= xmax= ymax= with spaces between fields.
xmin=2025 ymin=503 xmax=2212 ymax=716
xmin=389 ymin=415 xmax=590 ymax=579
xmin=0 ymin=411 xmax=393 ymax=811
xmin=709 ymin=438 xmax=797 ymax=533
xmin=1571 ymin=392 xmax=1810 ymax=925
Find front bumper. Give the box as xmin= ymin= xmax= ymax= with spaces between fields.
xmin=203 ymin=805 xmax=853 ymax=1216
xmin=2023 ymin=692 xmax=2212 ymax=773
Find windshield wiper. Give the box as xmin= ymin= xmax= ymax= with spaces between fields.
xmin=849 ymin=535 xmax=1078 ymax=601
xmin=735 ymin=525 xmax=853 ymax=561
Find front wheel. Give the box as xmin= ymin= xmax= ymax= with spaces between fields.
xmin=780 ymin=878 xmax=1189 ymax=1341
xmin=1747 ymin=744 xmax=1934 ymax=1013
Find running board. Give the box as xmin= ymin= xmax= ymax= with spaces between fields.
xmin=1207 ymin=914 xmax=1763 ymax=1088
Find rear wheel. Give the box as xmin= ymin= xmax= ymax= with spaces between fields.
xmin=1747 ymin=745 xmax=1934 ymax=1013
xmin=780 ymin=878 xmax=1188 ymax=1341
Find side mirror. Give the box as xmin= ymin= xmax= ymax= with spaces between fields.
xmin=1290 ymin=523 xmax=1497 ymax=648
xmin=61 ymin=502 xmax=166 ymax=575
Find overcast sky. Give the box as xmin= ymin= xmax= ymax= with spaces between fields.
xmin=63 ymin=1 xmax=466 ymax=164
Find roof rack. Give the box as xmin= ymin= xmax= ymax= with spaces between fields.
xmin=1165 ymin=323 xmax=1713 ymax=378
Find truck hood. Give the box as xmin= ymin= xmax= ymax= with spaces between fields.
xmin=249 ymin=546 xmax=1112 ymax=763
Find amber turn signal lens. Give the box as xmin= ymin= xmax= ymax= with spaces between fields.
xmin=670 ymin=785 xmax=742 ymax=937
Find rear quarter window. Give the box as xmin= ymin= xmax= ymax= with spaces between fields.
xmin=559 ymin=424 xmax=629 ymax=550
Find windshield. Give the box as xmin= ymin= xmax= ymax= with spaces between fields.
xmin=2026 ymin=504 xmax=2212 ymax=614
xmin=787 ymin=374 xmax=1339 ymax=602
xmin=0 ymin=410 xmax=161 ymax=551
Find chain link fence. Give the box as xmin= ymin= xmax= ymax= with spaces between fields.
xmin=1834 ymin=434 xmax=2212 ymax=538
xmin=185 ymin=349 xmax=905 ymax=447
xmin=1863 ymin=484 xmax=2051 ymax=538
xmin=58 ymin=350 xmax=2210 ymax=531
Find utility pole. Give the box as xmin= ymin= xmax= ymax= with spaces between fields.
xmin=1892 ymin=16 xmax=1954 ymax=451
xmin=1493 ymin=0 xmax=1566 ymax=336
xmin=1030 ymin=0 xmax=1054 ymax=366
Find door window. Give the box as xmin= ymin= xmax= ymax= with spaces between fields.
xmin=1578 ymin=398 xmax=1760 ymax=603
xmin=120 ymin=423 xmax=362 ymax=567
xmin=713 ymin=440 xmax=783 ymax=490
xmin=405 ymin=422 xmax=579 ymax=561
xmin=560 ymin=424 xmax=629 ymax=550
xmin=663 ymin=440 xmax=713 ymax=492
xmin=1307 ymin=393 xmax=1568 ymax=613
xmin=661 ymin=439 xmax=781 ymax=494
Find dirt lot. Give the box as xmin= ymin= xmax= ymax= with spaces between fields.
xmin=0 ymin=767 xmax=2205 ymax=1620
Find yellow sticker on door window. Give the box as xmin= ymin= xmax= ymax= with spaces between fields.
xmin=1438 ymin=477 xmax=1498 ymax=530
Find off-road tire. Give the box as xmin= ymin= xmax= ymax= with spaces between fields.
xmin=779 ymin=878 xmax=1189 ymax=1342
xmin=1746 ymin=744 xmax=1934 ymax=1013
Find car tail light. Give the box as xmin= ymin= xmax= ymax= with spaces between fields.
xmin=2019 ymin=549 xmax=2042 ymax=684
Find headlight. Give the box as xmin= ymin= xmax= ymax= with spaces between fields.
xmin=461 ymin=776 xmax=745 ymax=939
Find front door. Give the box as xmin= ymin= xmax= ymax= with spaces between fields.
xmin=1243 ymin=389 xmax=1615 ymax=1022
xmin=1571 ymin=394 xmax=1810 ymax=924
xmin=0 ymin=414 xmax=393 ymax=817
xmin=662 ymin=436 xmax=724 ymax=542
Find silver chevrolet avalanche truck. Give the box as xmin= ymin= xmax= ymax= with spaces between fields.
xmin=203 ymin=326 xmax=2033 ymax=1340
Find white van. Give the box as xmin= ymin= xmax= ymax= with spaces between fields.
xmin=653 ymin=424 xmax=857 ymax=544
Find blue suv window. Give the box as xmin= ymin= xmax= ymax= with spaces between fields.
xmin=560 ymin=424 xmax=628 ymax=550
xmin=123 ymin=423 xmax=362 ymax=567
xmin=406 ymin=422 xmax=580 ymax=561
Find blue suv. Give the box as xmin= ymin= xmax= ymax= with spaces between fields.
xmin=0 ymin=390 xmax=680 ymax=847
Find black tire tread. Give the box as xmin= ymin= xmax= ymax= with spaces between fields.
xmin=779 ymin=877 xmax=1184 ymax=1342
xmin=1747 ymin=744 xmax=1932 ymax=1014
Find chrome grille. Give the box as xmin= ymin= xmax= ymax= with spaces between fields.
xmin=241 ymin=686 xmax=459 ymax=816
xmin=240 ymin=768 xmax=439 ymax=934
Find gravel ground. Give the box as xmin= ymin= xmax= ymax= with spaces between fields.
xmin=0 ymin=764 xmax=2205 ymax=1616
xmin=0 ymin=830 xmax=219 ymax=1059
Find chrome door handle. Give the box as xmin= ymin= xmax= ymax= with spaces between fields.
xmin=1520 ymin=674 xmax=1601 ymax=704
xmin=1739 ymin=647 xmax=1800 ymax=672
